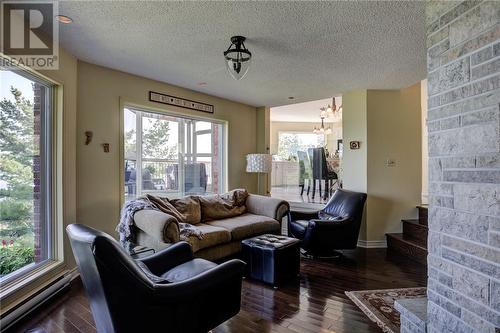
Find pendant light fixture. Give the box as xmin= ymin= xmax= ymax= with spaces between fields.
xmin=322 ymin=97 xmax=337 ymax=116
xmin=223 ymin=36 xmax=252 ymax=80
xmin=313 ymin=97 xmax=342 ymax=134
xmin=313 ymin=97 xmax=343 ymax=134
xmin=313 ymin=115 xmax=332 ymax=134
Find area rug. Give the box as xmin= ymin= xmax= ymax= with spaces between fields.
xmin=345 ymin=287 xmax=426 ymax=333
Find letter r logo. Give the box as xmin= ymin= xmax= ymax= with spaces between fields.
xmin=2 ymin=2 xmax=54 ymax=55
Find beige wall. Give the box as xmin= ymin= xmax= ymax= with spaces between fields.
xmin=366 ymin=83 xmax=422 ymax=241
xmin=256 ymin=107 xmax=271 ymax=194
xmin=342 ymin=85 xmax=422 ymax=243
xmin=342 ymin=90 xmax=368 ymax=193
xmin=270 ymin=121 xmax=342 ymax=156
xmin=77 ymin=61 xmax=259 ymax=238
xmin=341 ymin=90 xmax=368 ymax=240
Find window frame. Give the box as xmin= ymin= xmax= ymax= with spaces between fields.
xmin=0 ymin=64 xmax=65 ymax=298
xmin=119 ymin=101 xmax=228 ymax=204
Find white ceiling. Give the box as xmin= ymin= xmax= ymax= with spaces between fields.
xmin=271 ymin=97 xmax=342 ymax=123
xmin=58 ymin=1 xmax=426 ymax=107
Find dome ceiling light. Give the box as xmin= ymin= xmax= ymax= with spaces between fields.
xmin=223 ymin=36 xmax=252 ymax=80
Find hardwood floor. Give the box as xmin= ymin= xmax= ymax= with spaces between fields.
xmin=9 ymin=249 xmax=426 ymax=333
xmin=271 ymin=186 xmax=330 ymax=205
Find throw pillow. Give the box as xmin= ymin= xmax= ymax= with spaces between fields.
xmin=170 ymin=196 xmax=202 ymax=224
xmin=199 ymin=189 xmax=249 ymax=221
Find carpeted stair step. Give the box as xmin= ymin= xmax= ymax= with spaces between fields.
xmin=386 ymin=233 xmax=427 ymax=265
xmin=402 ymin=219 xmax=428 ymax=246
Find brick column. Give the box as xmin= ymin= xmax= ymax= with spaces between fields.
xmin=426 ymin=1 xmax=500 ymax=332
xmin=212 ymin=124 xmax=219 ymax=193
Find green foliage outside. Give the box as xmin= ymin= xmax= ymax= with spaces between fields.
xmin=124 ymin=114 xmax=177 ymax=181
xmin=0 ymin=246 xmax=35 ymax=276
xmin=277 ymin=133 xmax=325 ymax=161
xmin=0 ymin=86 xmax=36 ymax=277
xmin=142 ymin=117 xmax=177 ymax=159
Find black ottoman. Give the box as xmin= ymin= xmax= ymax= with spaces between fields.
xmin=241 ymin=234 xmax=300 ymax=287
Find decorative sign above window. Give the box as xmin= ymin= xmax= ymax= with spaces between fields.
xmin=149 ymin=91 xmax=214 ymax=114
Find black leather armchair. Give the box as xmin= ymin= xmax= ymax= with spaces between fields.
xmin=288 ymin=189 xmax=367 ymax=257
xmin=67 ymin=224 xmax=245 ymax=333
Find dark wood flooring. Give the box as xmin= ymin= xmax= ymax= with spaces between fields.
xmin=9 ymin=248 xmax=426 ymax=333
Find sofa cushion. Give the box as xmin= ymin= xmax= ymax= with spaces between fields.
xmin=186 ymin=223 xmax=231 ymax=253
xmin=206 ymin=213 xmax=280 ymax=241
xmin=198 ymin=189 xmax=248 ymax=222
xmin=170 ymin=196 xmax=201 ymax=224
xmin=161 ymin=258 xmax=217 ymax=283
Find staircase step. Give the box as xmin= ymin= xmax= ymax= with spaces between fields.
xmin=402 ymin=219 xmax=428 ymax=246
xmin=386 ymin=233 xmax=427 ymax=265
xmin=416 ymin=205 xmax=428 ymax=226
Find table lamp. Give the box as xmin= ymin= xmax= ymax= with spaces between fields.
xmin=246 ymin=154 xmax=272 ymax=195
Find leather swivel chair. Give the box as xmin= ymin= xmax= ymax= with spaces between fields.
xmin=288 ymin=189 xmax=367 ymax=257
xmin=67 ymin=224 xmax=245 ymax=333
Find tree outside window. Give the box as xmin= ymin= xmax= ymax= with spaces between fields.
xmin=277 ymin=132 xmax=325 ymax=160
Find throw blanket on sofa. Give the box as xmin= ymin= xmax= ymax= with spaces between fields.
xmin=118 ymin=198 xmax=155 ymax=244
xmin=116 ymin=196 xmax=203 ymax=245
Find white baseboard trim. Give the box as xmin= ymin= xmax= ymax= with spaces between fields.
xmin=357 ymin=239 xmax=387 ymax=248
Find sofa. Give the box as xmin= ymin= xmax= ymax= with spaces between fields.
xmin=133 ymin=192 xmax=290 ymax=261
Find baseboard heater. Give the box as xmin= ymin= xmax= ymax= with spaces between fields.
xmin=1 ymin=271 xmax=73 ymax=331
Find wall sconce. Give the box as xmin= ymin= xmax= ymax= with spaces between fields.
xmin=85 ymin=131 xmax=93 ymax=145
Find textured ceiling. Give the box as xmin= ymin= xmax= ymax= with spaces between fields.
xmin=271 ymin=97 xmax=342 ymax=123
xmin=58 ymin=1 xmax=426 ymax=107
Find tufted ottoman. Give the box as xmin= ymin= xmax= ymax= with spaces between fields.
xmin=241 ymin=234 xmax=300 ymax=287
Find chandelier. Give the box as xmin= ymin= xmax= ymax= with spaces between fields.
xmin=313 ymin=97 xmax=342 ymax=134
xmin=223 ymin=36 xmax=252 ymax=80
xmin=313 ymin=116 xmax=332 ymax=134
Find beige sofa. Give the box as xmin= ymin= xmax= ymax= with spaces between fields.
xmin=133 ymin=194 xmax=289 ymax=261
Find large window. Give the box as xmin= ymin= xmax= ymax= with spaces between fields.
xmin=123 ymin=107 xmax=226 ymax=200
xmin=277 ymin=132 xmax=325 ymax=160
xmin=0 ymin=69 xmax=54 ymax=281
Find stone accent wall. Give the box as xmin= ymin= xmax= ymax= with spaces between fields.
xmin=395 ymin=298 xmax=427 ymax=333
xmin=426 ymin=1 xmax=500 ymax=332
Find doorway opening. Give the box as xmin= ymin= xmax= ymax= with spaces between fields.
xmin=270 ymin=97 xmax=342 ymax=206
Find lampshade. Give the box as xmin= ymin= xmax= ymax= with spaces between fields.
xmin=246 ymin=154 xmax=272 ymax=173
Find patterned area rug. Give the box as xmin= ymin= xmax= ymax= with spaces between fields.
xmin=345 ymin=287 xmax=427 ymax=333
